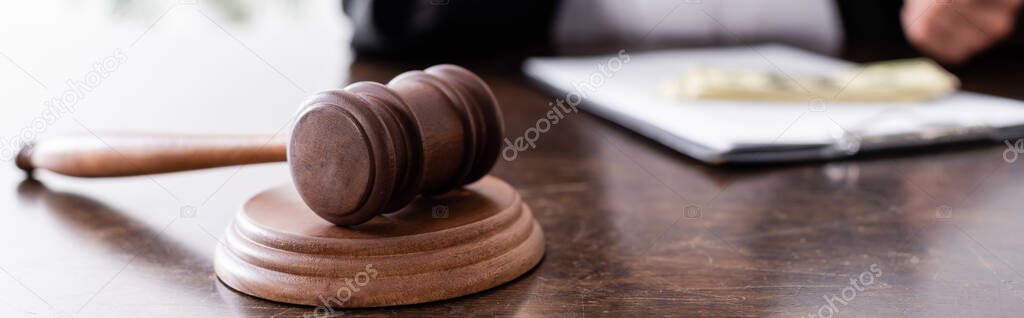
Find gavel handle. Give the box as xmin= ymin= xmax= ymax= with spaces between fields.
xmin=16 ymin=133 xmax=288 ymax=177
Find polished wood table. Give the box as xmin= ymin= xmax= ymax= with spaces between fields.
xmin=3 ymin=1 xmax=1024 ymax=317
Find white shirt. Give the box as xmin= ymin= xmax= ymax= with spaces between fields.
xmin=554 ymin=0 xmax=844 ymax=55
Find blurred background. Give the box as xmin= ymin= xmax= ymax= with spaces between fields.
xmin=4 ymin=0 xmax=1023 ymax=147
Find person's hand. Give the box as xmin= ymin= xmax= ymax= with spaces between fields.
xmin=902 ymin=0 xmax=1023 ymax=64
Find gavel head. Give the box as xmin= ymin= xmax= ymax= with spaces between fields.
xmin=287 ymin=65 xmax=504 ymax=226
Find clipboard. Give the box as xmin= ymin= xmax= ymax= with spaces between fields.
xmin=523 ymin=45 xmax=1024 ymax=164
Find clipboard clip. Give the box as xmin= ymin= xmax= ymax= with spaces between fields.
xmin=832 ymin=122 xmax=996 ymax=156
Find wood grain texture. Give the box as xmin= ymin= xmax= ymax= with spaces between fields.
xmin=16 ymin=133 xmax=287 ymax=177
xmin=214 ymin=176 xmax=545 ymax=307
xmin=7 ymin=51 xmax=1024 ymax=318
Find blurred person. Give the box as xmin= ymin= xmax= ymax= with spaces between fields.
xmin=342 ymin=0 xmax=1023 ymax=64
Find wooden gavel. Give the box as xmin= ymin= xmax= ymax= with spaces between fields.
xmin=16 ymin=65 xmax=504 ymax=225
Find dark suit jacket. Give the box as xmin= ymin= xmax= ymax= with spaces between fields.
xmin=342 ymin=0 xmax=1022 ymax=63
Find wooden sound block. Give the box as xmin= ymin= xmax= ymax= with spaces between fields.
xmin=214 ymin=176 xmax=545 ymax=308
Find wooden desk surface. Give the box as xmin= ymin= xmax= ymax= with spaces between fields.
xmin=3 ymin=1 xmax=1024 ymax=317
